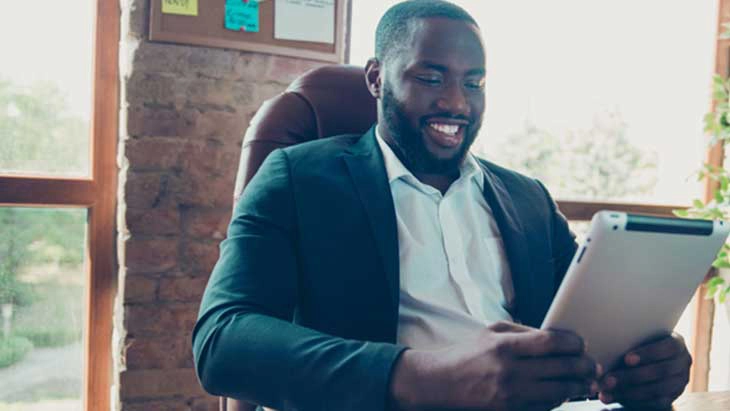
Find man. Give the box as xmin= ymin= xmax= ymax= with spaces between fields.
xmin=192 ymin=1 xmax=691 ymax=410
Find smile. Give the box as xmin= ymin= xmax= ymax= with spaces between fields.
xmin=429 ymin=123 xmax=460 ymax=136
xmin=424 ymin=120 xmax=467 ymax=149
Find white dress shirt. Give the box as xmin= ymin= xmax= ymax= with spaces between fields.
xmin=375 ymin=130 xmax=515 ymax=350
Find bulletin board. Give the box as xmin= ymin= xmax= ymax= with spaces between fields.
xmin=149 ymin=0 xmax=347 ymax=63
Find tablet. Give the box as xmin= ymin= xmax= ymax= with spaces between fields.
xmin=541 ymin=211 xmax=730 ymax=370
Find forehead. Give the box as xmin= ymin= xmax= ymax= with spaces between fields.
xmin=397 ymin=17 xmax=485 ymax=71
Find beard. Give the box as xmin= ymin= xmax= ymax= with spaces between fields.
xmin=381 ymin=82 xmax=481 ymax=174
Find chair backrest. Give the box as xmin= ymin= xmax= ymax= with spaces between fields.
xmin=233 ymin=64 xmax=377 ymax=202
xmin=222 ymin=65 xmax=376 ymax=411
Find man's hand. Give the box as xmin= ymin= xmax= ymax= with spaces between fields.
xmin=598 ymin=333 xmax=691 ymax=410
xmin=389 ymin=321 xmax=600 ymax=411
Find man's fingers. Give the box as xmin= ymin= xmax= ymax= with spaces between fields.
xmin=507 ymin=329 xmax=585 ymax=357
xmin=602 ymin=356 xmax=691 ymax=389
xmin=610 ymin=372 xmax=688 ymax=403
xmin=517 ymin=356 xmax=599 ymax=380
xmin=487 ymin=320 xmax=535 ymax=333
xmin=519 ymin=379 xmax=594 ymax=404
xmin=623 ymin=334 xmax=686 ymax=366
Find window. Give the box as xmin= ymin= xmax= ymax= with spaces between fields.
xmin=349 ymin=0 xmax=724 ymax=390
xmin=0 ymin=2 xmax=119 ymax=410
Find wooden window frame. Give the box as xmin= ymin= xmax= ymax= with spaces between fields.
xmin=0 ymin=2 xmax=119 ymax=410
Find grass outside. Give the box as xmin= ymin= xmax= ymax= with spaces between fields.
xmin=0 ymin=336 xmax=32 ymax=368
xmin=11 ymin=282 xmax=83 ymax=349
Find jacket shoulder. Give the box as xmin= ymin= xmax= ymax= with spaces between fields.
xmin=477 ymin=157 xmax=546 ymax=195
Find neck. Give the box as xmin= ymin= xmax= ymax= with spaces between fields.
xmin=414 ymin=171 xmax=460 ymax=195
xmin=377 ymin=123 xmax=463 ymax=195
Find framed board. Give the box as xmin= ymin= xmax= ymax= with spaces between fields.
xmin=149 ymin=0 xmax=347 ymax=63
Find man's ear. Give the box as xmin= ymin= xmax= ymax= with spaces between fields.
xmin=365 ymin=58 xmax=382 ymax=99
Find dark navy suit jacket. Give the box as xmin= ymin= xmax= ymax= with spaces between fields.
xmin=192 ymin=127 xmax=578 ymax=411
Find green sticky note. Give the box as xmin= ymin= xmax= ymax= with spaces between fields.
xmin=225 ymin=0 xmax=260 ymax=33
xmin=162 ymin=0 xmax=198 ymax=16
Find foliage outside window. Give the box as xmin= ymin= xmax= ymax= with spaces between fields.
xmin=675 ymin=25 xmax=730 ymax=304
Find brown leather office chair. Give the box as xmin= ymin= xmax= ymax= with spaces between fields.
xmin=221 ymin=65 xmax=377 ymax=411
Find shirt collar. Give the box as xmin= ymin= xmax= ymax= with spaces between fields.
xmin=374 ymin=125 xmax=485 ymax=191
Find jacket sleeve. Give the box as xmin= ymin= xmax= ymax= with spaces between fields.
xmin=192 ymin=149 xmax=406 ymax=411
xmin=535 ymin=180 xmax=579 ymax=291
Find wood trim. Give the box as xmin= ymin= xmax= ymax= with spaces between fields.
xmin=557 ymin=200 xmax=683 ymax=221
xmin=689 ymin=0 xmax=730 ymax=392
xmin=83 ymin=0 xmax=119 ymax=410
xmin=0 ymin=176 xmax=95 ymax=207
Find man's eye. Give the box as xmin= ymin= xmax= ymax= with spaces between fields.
xmin=416 ymin=76 xmax=442 ymax=85
xmin=465 ymin=79 xmax=485 ymax=90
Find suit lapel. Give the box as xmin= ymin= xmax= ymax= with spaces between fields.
xmin=478 ymin=163 xmax=540 ymax=327
xmin=343 ymin=128 xmax=400 ymax=315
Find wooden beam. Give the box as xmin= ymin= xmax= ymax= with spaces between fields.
xmin=0 ymin=176 xmax=95 ymax=207
xmin=557 ymin=201 xmax=682 ymax=221
xmin=689 ymin=0 xmax=730 ymax=393
xmin=83 ymin=0 xmax=119 ymax=410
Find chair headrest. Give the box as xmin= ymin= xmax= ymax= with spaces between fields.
xmin=234 ymin=65 xmax=377 ymax=201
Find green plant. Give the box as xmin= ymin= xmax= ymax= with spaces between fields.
xmin=0 ymin=267 xmax=33 ymax=306
xmin=0 ymin=335 xmax=33 ymax=368
xmin=674 ymin=25 xmax=730 ymax=303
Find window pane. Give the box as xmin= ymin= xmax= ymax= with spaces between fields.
xmin=349 ymin=0 xmax=718 ymax=205
xmin=0 ymin=208 xmax=86 ymax=410
xmin=0 ymin=2 xmax=94 ymax=177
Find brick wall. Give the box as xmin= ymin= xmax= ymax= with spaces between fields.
xmin=116 ymin=1 xmax=326 ymax=409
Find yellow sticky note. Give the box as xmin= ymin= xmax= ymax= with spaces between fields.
xmin=162 ymin=0 xmax=198 ymax=16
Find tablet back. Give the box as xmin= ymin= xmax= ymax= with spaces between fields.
xmin=542 ymin=211 xmax=730 ymax=370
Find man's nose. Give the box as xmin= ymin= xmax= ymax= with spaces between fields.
xmin=436 ymin=82 xmax=470 ymax=117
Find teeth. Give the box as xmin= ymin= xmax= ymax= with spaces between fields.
xmin=429 ymin=123 xmax=460 ymax=135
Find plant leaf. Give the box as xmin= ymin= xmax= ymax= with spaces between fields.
xmin=673 ymin=209 xmax=689 ymax=217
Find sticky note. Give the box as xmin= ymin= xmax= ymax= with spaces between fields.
xmin=225 ymin=0 xmax=260 ymax=33
xmin=162 ymin=0 xmax=198 ymax=16
xmin=275 ymin=0 xmax=335 ymax=44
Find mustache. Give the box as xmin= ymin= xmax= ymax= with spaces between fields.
xmin=421 ymin=113 xmax=472 ymax=124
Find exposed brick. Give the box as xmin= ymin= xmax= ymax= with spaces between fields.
xmin=126 ymin=72 xmax=178 ymax=107
xmin=126 ymin=138 xmax=183 ymax=172
xmin=119 ymin=368 xmax=206 ymax=400
xmin=190 ymin=396 xmax=219 ymax=411
xmin=124 ymin=0 xmax=150 ymax=40
xmin=119 ymin=0 xmax=331 ymax=406
xmin=124 ymin=303 xmax=199 ymax=337
xmin=267 ymin=55 xmax=326 ymax=85
xmin=182 ymin=209 xmax=230 ymax=240
xmin=127 ymin=105 xmax=198 ymax=138
xmin=182 ymin=78 xmax=254 ymax=110
xmin=125 ymin=237 xmax=179 ymax=273
xmin=180 ymin=241 xmax=220 ymax=275
xmin=122 ymin=399 xmax=190 ymax=411
xmin=131 ymin=42 xmax=191 ymax=75
xmin=184 ymin=109 xmax=251 ymax=143
xmin=158 ymin=276 xmax=209 ymax=303
xmin=232 ymin=52 xmax=272 ymax=81
xmin=124 ymin=336 xmax=194 ymax=370
xmin=125 ymin=275 xmax=158 ymax=303
xmin=124 ymin=172 xmax=174 ymax=209
xmin=127 ymin=207 xmax=181 ymax=236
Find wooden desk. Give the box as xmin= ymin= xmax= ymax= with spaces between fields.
xmin=673 ymin=391 xmax=730 ymax=411
xmin=557 ymin=392 xmax=730 ymax=411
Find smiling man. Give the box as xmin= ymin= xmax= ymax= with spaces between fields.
xmin=192 ymin=1 xmax=691 ymax=410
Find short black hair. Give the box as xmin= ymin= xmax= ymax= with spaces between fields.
xmin=374 ymin=0 xmax=479 ymax=62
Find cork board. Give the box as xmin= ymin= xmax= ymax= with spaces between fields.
xmin=149 ymin=0 xmax=347 ymax=62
